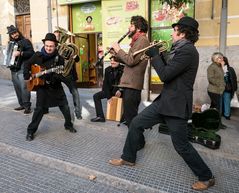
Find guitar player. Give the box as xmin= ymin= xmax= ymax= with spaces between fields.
xmin=23 ymin=33 xmax=77 ymax=141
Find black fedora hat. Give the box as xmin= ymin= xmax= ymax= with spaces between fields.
xmin=172 ymin=16 xmax=199 ymax=32
xmin=42 ymin=33 xmax=59 ymax=43
xmin=7 ymin=25 xmax=18 ymax=34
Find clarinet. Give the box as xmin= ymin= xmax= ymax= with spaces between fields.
xmin=94 ymin=31 xmax=132 ymax=66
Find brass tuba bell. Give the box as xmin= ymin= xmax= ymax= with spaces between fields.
xmin=55 ymin=26 xmax=79 ymax=77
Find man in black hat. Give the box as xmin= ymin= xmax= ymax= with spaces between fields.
xmin=109 ymin=17 xmax=215 ymax=191
xmin=6 ymin=25 xmax=34 ymax=114
xmin=90 ymin=56 xmax=124 ymax=122
xmin=23 ymin=33 xmax=76 ymax=141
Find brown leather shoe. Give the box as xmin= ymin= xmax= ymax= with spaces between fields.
xmin=109 ymin=159 xmax=135 ymax=166
xmin=192 ymin=177 xmax=215 ymax=191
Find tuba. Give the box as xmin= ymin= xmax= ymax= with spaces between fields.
xmin=55 ymin=26 xmax=79 ymax=77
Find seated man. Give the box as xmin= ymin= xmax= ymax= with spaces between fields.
xmin=91 ymin=56 xmax=124 ymax=122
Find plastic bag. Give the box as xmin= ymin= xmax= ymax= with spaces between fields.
xmin=230 ymin=93 xmax=239 ymax=108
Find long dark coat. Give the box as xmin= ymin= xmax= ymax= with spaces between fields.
xmin=9 ymin=37 xmax=34 ymax=72
xmin=151 ymin=41 xmax=199 ymax=119
xmin=24 ymin=51 xmax=68 ymax=108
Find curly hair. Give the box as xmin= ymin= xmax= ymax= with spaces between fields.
xmin=131 ymin=15 xmax=148 ymax=33
xmin=9 ymin=30 xmax=24 ymax=41
xmin=176 ymin=25 xmax=199 ymax=43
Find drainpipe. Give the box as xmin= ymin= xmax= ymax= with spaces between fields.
xmin=219 ymin=0 xmax=228 ymax=55
xmin=47 ymin=0 xmax=52 ymax=32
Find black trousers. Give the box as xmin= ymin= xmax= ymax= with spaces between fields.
xmin=121 ymin=101 xmax=213 ymax=181
xmin=122 ymin=88 xmax=141 ymax=127
xmin=60 ymin=75 xmax=82 ymax=118
xmin=93 ymin=91 xmax=107 ymax=118
xmin=208 ymin=91 xmax=222 ymax=113
xmin=27 ymin=105 xmax=73 ymax=134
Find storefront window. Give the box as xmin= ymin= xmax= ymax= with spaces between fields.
xmin=149 ymin=0 xmax=195 ymax=94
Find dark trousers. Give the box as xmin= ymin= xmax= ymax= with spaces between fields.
xmin=93 ymin=91 xmax=107 ymax=118
xmin=208 ymin=91 xmax=222 ymax=113
xmin=122 ymin=88 xmax=141 ymax=127
xmin=11 ymin=66 xmax=31 ymax=109
xmin=27 ymin=105 xmax=73 ymax=134
xmin=121 ymin=101 xmax=213 ymax=181
xmin=60 ymin=76 xmax=82 ymax=118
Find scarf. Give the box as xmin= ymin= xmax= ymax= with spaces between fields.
xmin=41 ymin=46 xmax=58 ymax=61
xmin=130 ymin=31 xmax=146 ymax=47
xmin=167 ymin=39 xmax=191 ymax=62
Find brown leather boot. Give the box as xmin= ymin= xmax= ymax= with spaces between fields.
xmin=109 ymin=159 xmax=135 ymax=166
xmin=192 ymin=177 xmax=215 ymax=191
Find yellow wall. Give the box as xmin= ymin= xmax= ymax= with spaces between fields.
xmin=30 ymin=0 xmax=69 ymax=47
xmin=196 ymin=0 xmax=239 ymax=46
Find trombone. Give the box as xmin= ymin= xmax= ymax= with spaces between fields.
xmin=133 ymin=40 xmax=170 ymax=60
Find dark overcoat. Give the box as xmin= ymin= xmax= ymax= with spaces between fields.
xmin=10 ymin=37 xmax=34 ymax=71
xmin=24 ymin=51 xmax=68 ymax=108
xmin=151 ymin=41 xmax=199 ymax=119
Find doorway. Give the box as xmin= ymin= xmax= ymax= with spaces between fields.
xmin=74 ymin=33 xmax=103 ymax=88
xmin=16 ymin=15 xmax=31 ymax=41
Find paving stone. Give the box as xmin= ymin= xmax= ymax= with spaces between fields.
xmin=0 ymin=79 xmax=239 ymax=193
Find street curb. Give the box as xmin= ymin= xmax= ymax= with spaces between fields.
xmin=0 ymin=142 xmax=166 ymax=193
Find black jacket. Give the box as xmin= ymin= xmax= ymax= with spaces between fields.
xmin=10 ymin=37 xmax=34 ymax=71
xmin=24 ymin=51 xmax=68 ymax=108
xmin=151 ymin=41 xmax=199 ymax=119
xmin=228 ymin=66 xmax=238 ymax=95
xmin=102 ymin=64 xmax=124 ymax=99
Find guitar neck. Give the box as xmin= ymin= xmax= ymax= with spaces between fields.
xmin=34 ymin=68 xmax=57 ymax=78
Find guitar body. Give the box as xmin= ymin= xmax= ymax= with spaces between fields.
xmin=27 ymin=65 xmax=45 ymax=91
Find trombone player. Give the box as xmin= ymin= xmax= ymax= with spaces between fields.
xmin=109 ymin=15 xmax=150 ymax=127
xmin=109 ymin=16 xmax=215 ymax=191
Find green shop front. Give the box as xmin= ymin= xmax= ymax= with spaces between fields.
xmin=58 ymin=0 xmax=195 ymax=99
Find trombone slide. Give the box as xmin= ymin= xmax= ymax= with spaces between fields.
xmin=133 ymin=40 xmax=169 ymax=57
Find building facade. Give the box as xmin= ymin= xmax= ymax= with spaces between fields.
xmin=0 ymin=0 xmax=238 ymax=103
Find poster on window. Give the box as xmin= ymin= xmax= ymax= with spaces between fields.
xmin=72 ymin=2 xmax=102 ymax=33
xmin=150 ymin=0 xmax=195 ymax=85
xmin=151 ymin=0 xmax=195 ymax=27
xmin=101 ymin=0 xmax=147 ymax=61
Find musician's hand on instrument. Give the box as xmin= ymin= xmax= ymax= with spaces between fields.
xmin=145 ymin=46 xmax=159 ymax=58
xmin=13 ymin=51 xmax=21 ymax=57
xmin=111 ymin=43 xmax=121 ymax=53
xmin=108 ymin=98 xmax=113 ymax=104
xmin=115 ymin=90 xmax=121 ymax=98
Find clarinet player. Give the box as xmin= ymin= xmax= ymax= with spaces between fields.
xmin=109 ymin=15 xmax=150 ymax=127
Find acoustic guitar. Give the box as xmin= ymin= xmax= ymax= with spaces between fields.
xmin=27 ymin=64 xmax=63 ymax=91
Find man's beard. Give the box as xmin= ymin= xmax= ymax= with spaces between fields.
xmin=128 ymin=29 xmax=136 ymax=38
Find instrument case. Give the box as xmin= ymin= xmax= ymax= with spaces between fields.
xmin=158 ymin=108 xmax=221 ymax=149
